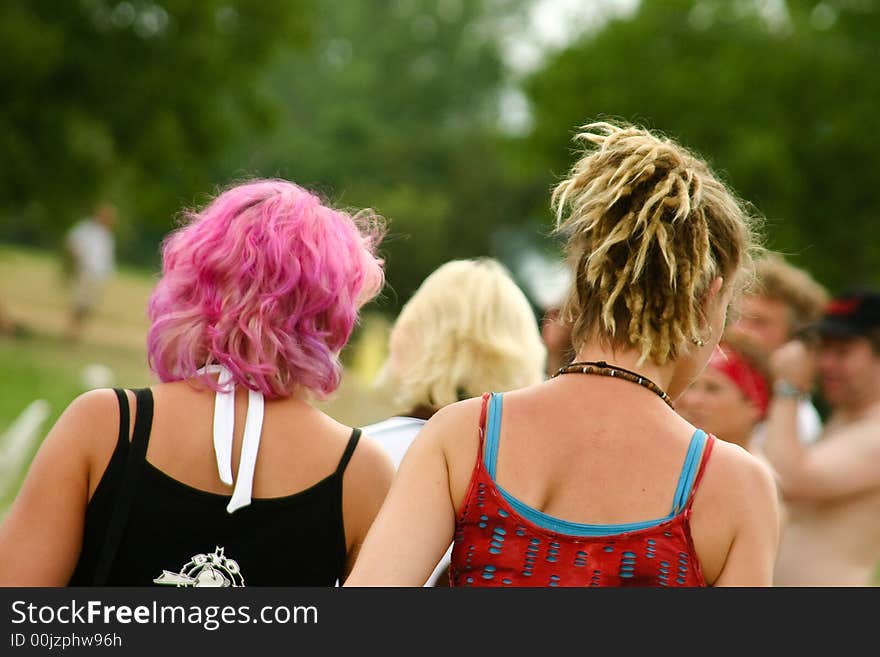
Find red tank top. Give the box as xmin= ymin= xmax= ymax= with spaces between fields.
xmin=449 ymin=393 xmax=715 ymax=587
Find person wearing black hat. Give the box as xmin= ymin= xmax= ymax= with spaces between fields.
xmin=762 ymin=289 xmax=880 ymax=586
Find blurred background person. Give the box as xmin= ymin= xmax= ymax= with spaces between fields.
xmin=62 ymin=202 xmax=118 ymax=342
xmin=540 ymin=304 xmax=575 ymax=377
xmin=676 ymin=331 xmax=772 ymax=453
xmin=363 ymin=257 xmax=546 ymax=585
xmin=763 ymin=290 xmax=880 ymax=586
xmin=537 ymin=261 xmax=575 ymax=378
xmin=345 ymin=121 xmax=779 ymax=587
xmin=730 ymin=251 xmax=830 ymax=445
xmin=366 ymin=257 xmax=546 ymax=468
xmin=517 ymin=253 xmax=575 ymax=378
xmin=0 ymin=179 xmax=394 ymax=586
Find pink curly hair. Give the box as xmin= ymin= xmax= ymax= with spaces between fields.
xmin=147 ymin=179 xmax=385 ymax=399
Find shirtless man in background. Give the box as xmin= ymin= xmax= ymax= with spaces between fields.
xmin=732 ymin=252 xmax=829 ymax=445
xmin=763 ymin=290 xmax=880 ymax=586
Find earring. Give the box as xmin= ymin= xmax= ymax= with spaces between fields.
xmin=691 ymin=326 xmax=712 ymax=348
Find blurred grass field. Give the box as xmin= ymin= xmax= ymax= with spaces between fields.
xmin=0 ymin=243 xmax=397 ymax=515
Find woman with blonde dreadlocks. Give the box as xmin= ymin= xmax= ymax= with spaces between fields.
xmin=344 ymin=121 xmax=780 ymax=587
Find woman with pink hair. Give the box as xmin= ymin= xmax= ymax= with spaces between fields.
xmin=0 ymin=179 xmax=394 ymax=586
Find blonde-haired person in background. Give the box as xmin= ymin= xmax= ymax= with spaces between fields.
xmin=345 ymin=121 xmax=779 ymax=587
xmin=362 ymin=257 xmax=546 ymax=585
xmin=731 ymin=251 xmax=829 ymax=446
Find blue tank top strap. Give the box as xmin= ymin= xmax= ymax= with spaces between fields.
xmin=481 ymin=393 xmax=708 ymax=536
xmin=483 ymin=392 xmax=504 ymax=478
xmin=670 ymin=429 xmax=708 ymax=515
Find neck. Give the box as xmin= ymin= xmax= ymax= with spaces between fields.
xmin=726 ymin=428 xmax=755 ymax=451
xmin=571 ymin=345 xmax=677 ymax=396
xmin=406 ymin=404 xmax=437 ymax=421
xmin=833 ymin=393 xmax=880 ymax=425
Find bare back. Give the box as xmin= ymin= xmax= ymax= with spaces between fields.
xmin=110 ymin=381 xmax=358 ymax=501
xmin=344 ymin=371 xmax=778 ymax=588
xmin=111 ymin=381 xmax=392 ymax=568
xmin=442 ymin=377 xmax=780 ymax=585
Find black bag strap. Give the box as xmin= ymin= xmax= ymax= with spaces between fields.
xmin=92 ymin=387 xmax=154 ymax=586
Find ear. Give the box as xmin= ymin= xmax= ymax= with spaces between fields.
xmin=705 ymin=276 xmax=724 ymax=302
xmin=543 ymin=307 xmax=562 ymax=323
xmin=700 ymin=276 xmax=725 ymax=314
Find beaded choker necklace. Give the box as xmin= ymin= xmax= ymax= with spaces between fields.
xmin=554 ymin=360 xmax=674 ymax=409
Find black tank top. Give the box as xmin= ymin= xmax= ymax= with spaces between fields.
xmin=69 ymin=388 xmax=361 ymax=586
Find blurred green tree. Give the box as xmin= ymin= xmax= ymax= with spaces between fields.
xmin=225 ymin=0 xmax=527 ymax=309
xmin=519 ymin=0 xmax=880 ymax=292
xmin=0 ymin=0 xmax=530 ymax=312
xmin=0 ymin=0 xmax=311 ymax=260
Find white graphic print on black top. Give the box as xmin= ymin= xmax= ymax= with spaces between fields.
xmin=68 ymin=388 xmax=358 ymax=586
xmin=153 ymin=546 xmax=245 ymax=587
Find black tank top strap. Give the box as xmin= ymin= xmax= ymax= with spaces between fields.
xmin=130 ymin=387 xmax=154 ymax=457
xmin=335 ymin=428 xmax=362 ymax=476
xmin=112 ymin=388 xmax=130 ymax=448
xmin=92 ymin=387 xmax=154 ymax=585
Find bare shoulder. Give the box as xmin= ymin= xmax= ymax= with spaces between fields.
xmin=690 ymin=436 xmax=780 ymax=584
xmin=340 ymin=427 xmax=396 ymax=555
xmin=417 ymin=397 xmax=487 ymax=507
xmin=700 ymin=437 xmax=779 ymax=510
xmin=345 ymin=429 xmax=395 ymax=486
xmin=409 ymin=396 xmax=487 ymax=466
xmin=16 ymin=387 xmax=125 ymax=502
xmin=53 ymin=388 xmax=122 ymax=449
xmin=422 ymin=397 xmax=486 ymax=448
xmin=63 ymin=386 xmax=120 ymax=417
xmin=829 ymin=413 xmax=880 ymax=449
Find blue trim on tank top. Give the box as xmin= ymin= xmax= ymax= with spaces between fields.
xmin=483 ymin=392 xmax=707 ymax=537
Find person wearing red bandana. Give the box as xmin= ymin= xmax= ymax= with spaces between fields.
xmin=677 ymin=333 xmax=772 ymax=453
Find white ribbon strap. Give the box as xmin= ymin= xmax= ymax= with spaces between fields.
xmin=205 ymin=365 xmax=235 ymax=486
xmin=226 ymin=389 xmax=264 ymax=514
xmin=197 ymin=364 xmax=265 ymax=513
